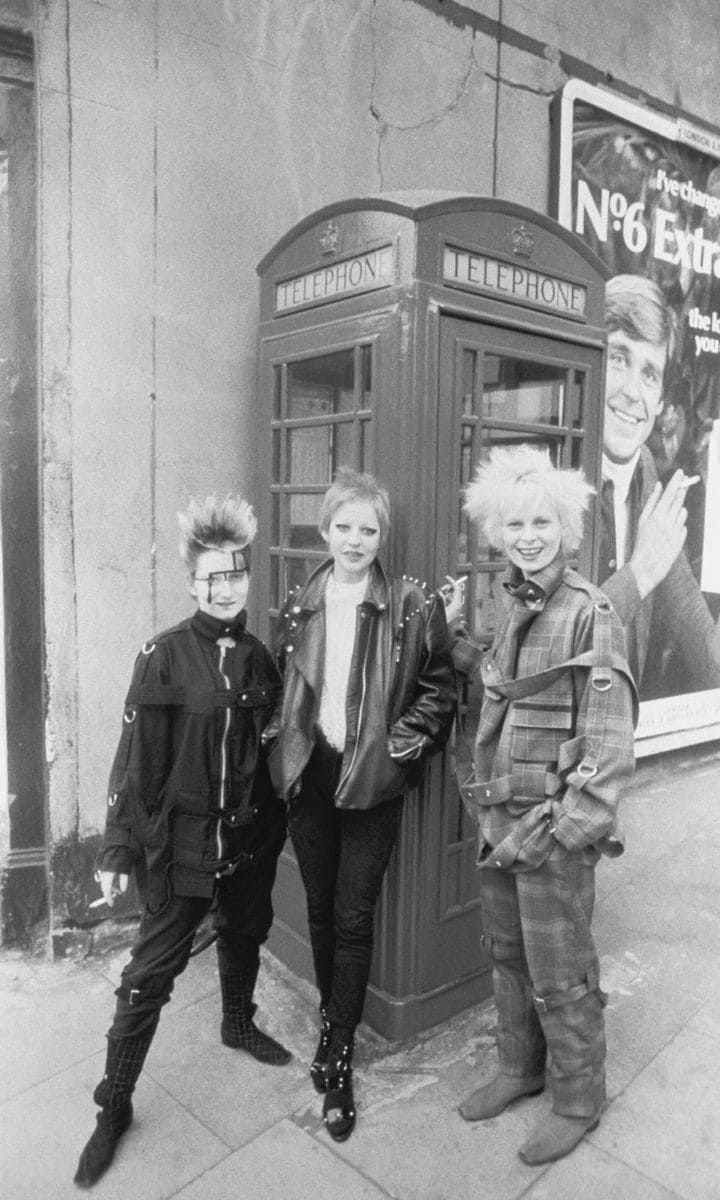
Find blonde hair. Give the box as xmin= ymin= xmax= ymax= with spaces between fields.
xmin=464 ymin=444 xmax=594 ymax=555
xmin=318 ymin=467 xmax=391 ymax=545
xmin=178 ymin=494 xmax=257 ymax=571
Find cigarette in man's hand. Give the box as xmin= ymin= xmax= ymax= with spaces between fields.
xmin=679 ymin=474 xmax=701 ymax=491
xmin=88 ymin=897 xmax=108 ymax=908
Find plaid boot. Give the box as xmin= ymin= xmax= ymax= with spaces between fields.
xmin=74 ymin=1030 xmax=154 ymax=1188
xmin=219 ymin=967 xmax=292 ymax=1065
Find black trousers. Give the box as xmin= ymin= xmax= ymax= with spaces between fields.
xmin=109 ymin=845 xmax=283 ymax=1039
xmin=289 ymin=737 xmax=404 ymax=1035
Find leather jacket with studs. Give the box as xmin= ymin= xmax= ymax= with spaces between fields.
xmin=267 ymin=558 xmax=457 ymax=810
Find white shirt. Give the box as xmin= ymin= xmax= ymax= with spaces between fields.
xmin=319 ymin=574 xmax=368 ymax=751
xmin=602 ymin=452 xmax=639 ymax=569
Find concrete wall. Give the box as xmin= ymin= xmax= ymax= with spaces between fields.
xmin=30 ymin=0 xmax=720 ymax=934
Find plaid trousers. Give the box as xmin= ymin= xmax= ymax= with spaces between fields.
xmin=479 ymin=846 xmax=606 ymax=1117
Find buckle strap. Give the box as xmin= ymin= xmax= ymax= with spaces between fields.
xmin=214 ymin=850 xmax=256 ymax=877
xmin=479 ymin=594 xmax=616 ymax=703
xmin=534 ymin=981 xmax=592 ymax=1013
xmin=124 ymin=684 xmax=277 ymax=711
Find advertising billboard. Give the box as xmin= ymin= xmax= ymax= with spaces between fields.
xmin=552 ymin=80 xmax=720 ymax=753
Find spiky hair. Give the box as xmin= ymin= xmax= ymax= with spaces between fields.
xmin=178 ymin=494 xmax=257 ymax=570
xmin=464 ymin=444 xmax=594 ymax=555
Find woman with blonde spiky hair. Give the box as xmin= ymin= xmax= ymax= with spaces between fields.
xmin=464 ymin=443 xmax=594 ymax=560
xmin=446 ymin=444 xmax=637 ymax=1167
xmin=74 ymin=494 xmax=291 ymax=1190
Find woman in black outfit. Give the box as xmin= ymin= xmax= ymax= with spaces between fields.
xmin=268 ymin=468 xmax=456 ymax=1142
xmin=74 ymin=495 xmax=289 ymax=1189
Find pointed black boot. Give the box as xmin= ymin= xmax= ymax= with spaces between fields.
xmin=74 ymin=1031 xmax=153 ymax=1188
xmin=310 ymin=1007 xmax=332 ymax=1093
xmin=219 ymin=969 xmax=292 ymax=1066
xmin=322 ymin=1035 xmax=356 ymax=1142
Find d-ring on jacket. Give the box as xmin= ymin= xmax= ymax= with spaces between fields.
xmin=268 ymin=558 xmax=457 ymax=809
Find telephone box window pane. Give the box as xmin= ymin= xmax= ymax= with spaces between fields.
xmin=360 ymin=418 xmax=371 ymax=470
xmin=271 ymin=492 xmax=280 ymax=545
xmin=287 ymin=350 xmax=355 ymax=417
xmin=270 ymin=556 xmax=280 ymax=609
xmin=482 ymin=355 xmax=565 ymax=425
xmin=469 ymin=518 xmax=495 ymax=563
xmin=288 ymin=494 xmax=324 ymax=549
xmin=273 ymin=365 xmax=282 ymax=420
xmin=332 ymin=422 xmax=355 ymax=471
xmin=462 ymin=348 xmax=478 ymax=417
xmin=286 ymin=425 xmax=330 ymax=485
xmin=459 ymin=425 xmax=475 ymax=559
xmin=458 ymin=521 xmax=468 ymax=564
xmin=460 ymin=424 xmax=474 ymax=484
xmin=272 ymin=428 xmax=281 ymax=481
xmin=286 ymin=557 xmax=312 ymax=594
xmin=573 ymin=370 xmax=585 ymax=429
xmin=471 ymin=569 xmax=506 ymax=643
xmin=361 ymin=344 xmax=373 ymax=408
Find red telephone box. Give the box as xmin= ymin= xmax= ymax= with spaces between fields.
xmin=255 ymin=192 xmax=608 ymax=1039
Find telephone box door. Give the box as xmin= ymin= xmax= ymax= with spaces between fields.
xmin=422 ymin=315 xmax=604 ymax=990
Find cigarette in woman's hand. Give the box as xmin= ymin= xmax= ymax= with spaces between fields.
xmin=680 ymin=474 xmax=700 ymax=491
xmin=441 ymin=575 xmax=467 ymax=605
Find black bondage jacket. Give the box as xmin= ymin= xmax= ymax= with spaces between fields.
xmin=98 ymin=610 xmax=286 ymax=904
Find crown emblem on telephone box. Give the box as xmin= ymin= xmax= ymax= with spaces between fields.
xmin=510 ymin=224 xmax=534 ymax=258
xmin=319 ymin=221 xmax=341 ymax=256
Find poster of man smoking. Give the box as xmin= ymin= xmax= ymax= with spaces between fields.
xmin=553 ymin=80 xmax=720 ymax=748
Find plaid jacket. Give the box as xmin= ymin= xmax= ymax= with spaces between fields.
xmin=453 ymin=559 xmax=637 ymax=872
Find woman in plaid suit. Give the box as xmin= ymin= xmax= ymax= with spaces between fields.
xmin=447 ymin=445 xmax=637 ymax=1166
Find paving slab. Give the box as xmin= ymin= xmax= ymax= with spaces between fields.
xmin=0 ymin=959 xmax=111 ymax=1102
xmin=173 ymin=1119 xmax=391 ymax=1200
xmin=0 ymin=1054 xmax=231 ymax=1200
xmin=522 ymin=1143 xmax=682 ymax=1200
xmin=147 ymin=988 xmax=312 ymax=1149
xmin=593 ymin=1026 xmax=720 ymax=1200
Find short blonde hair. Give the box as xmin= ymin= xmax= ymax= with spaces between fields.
xmin=178 ymin=494 xmax=257 ymax=571
xmin=318 ymin=467 xmax=391 ymax=545
xmin=464 ymin=444 xmax=594 ymax=555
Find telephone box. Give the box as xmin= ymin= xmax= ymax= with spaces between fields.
xmin=255 ymin=192 xmax=609 ymax=1040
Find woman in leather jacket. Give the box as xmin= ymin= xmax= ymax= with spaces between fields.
xmin=268 ymin=467 xmax=456 ymax=1142
xmin=74 ymin=496 xmax=290 ymax=1190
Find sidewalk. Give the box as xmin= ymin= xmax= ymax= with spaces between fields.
xmin=2 ymin=746 xmax=719 ymax=1200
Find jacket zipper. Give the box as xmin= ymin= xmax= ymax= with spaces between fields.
xmin=336 ymin=612 xmax=372 ymax=797
xmin=216 ymin=643 xmax=232 ymax=863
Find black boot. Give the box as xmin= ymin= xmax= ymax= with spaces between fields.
xmin=310 ymin=1007 xmax=332 ymax=1093
xmin=219 ymin=969 xmax=292 ymax=1066
xmin=74 ymin=1031 xmax=153 ymax=1188
xmin=322 ymin=1035 xmax=356 ymax=1142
